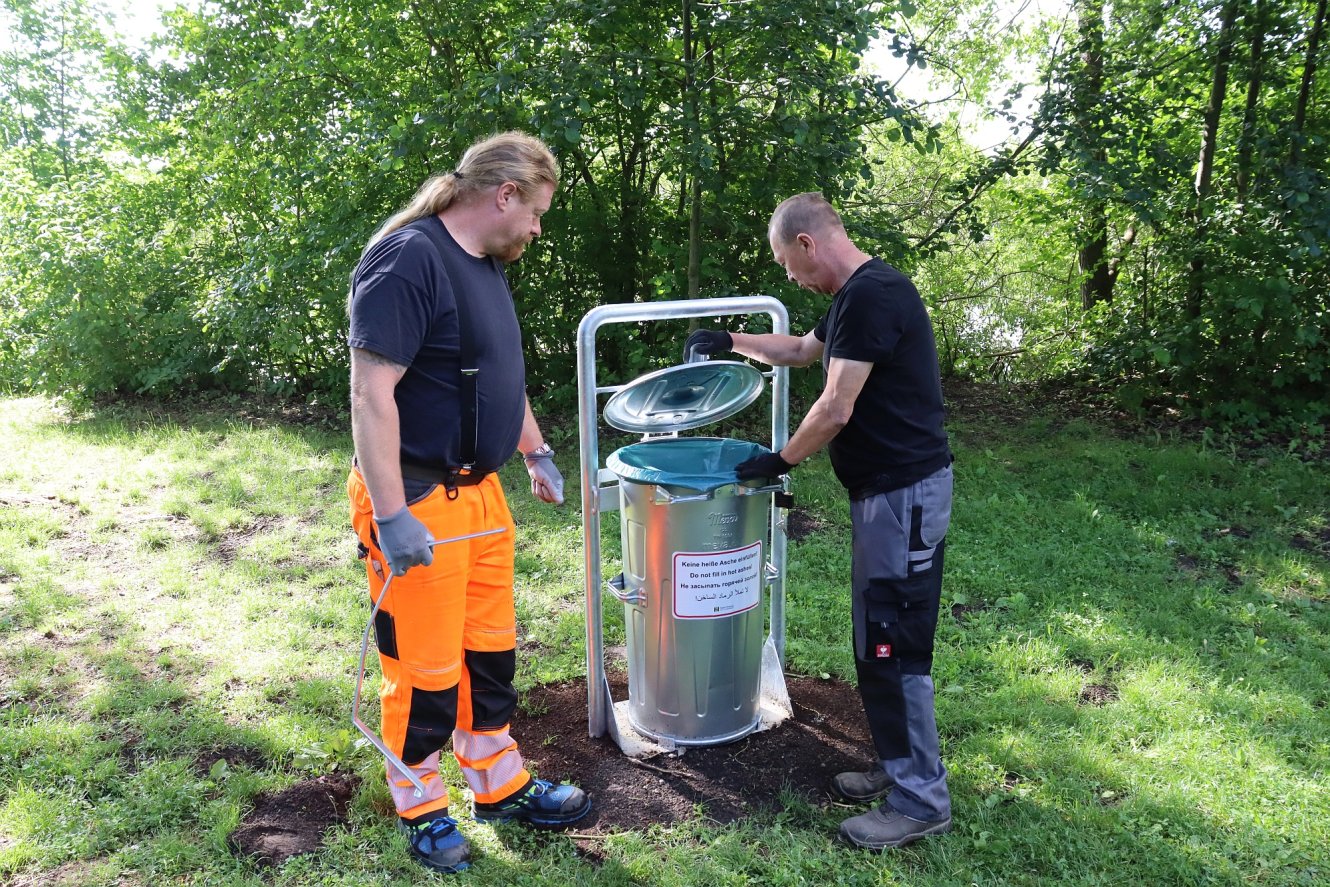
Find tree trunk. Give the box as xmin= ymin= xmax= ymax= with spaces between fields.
xmin=1290 ymin=0 xmax=1327 ymax=163
xmin=1187 ymin=0 xmax=1240 ymax=319
xmin=56 ymin=6 xmax=72 ymax=183
xmin=1236 ymin=0 xmax=1266 ymax=205
xmin=683 ymin=0 xmax=702 ymax=299
xmin=1076 ymin=0 xmax=1112 ymax=310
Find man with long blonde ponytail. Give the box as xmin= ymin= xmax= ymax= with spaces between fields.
xmin=346 ymin=132 xmax=589 ymax=875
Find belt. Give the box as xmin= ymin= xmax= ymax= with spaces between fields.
xmin=400 ymin=460 xmax=492 ymax=487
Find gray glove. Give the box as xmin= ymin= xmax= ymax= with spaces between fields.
xmin=374 ymin=506 xmax=435 ymax=576
xmin=524 ymin=445 xmax=565 ymax=505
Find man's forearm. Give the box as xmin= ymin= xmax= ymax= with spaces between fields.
xmin=352 ymin=393 xmax=407 ymax=517
xmin=780 ymin=357 xmax=868 ymax=464
xmin=781 ymin=396 xmax=847 ymax=464
xmin=730 ymin=332 xmax=813 ymax=367
xmin=517 ymin=396 xmax=545 ymax=455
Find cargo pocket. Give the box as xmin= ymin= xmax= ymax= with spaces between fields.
xmin=863 ymin=576 xmax=939 ymax=669
xmin=374 ymin=609 xmax=399 ymax=660
xmin=863 ymin=602 xmax=901 ymax=663
xmin=906 ymin=471 xmax=952 ymax=576
xmin=907 ymin=509 xmax=949 ymax=576
xmin=404 ymin=478 xmax=438 ymax=505
xmin=865 ymin=572 xmax=934 ymax=606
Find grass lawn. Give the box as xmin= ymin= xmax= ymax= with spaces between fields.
xmin=0 ymin=389 xmax=1327 ymax=886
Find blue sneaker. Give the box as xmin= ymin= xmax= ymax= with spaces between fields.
xmin=398 ymin=812 xmax=471 ymax=874
xmin=473 ymin=777 xmax=591 ymax=828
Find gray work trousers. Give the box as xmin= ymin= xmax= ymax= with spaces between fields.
xmin=850 ymin=464 xmax=952 ymax=822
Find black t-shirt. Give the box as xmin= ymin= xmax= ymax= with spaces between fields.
xmin=347 ymin=216 xmax=525 ymax=474
xmin=814 ymin=258 xmax=950 ymax=497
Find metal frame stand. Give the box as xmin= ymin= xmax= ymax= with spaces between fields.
xmin=577 ymin=297 xmax=792 ymax=756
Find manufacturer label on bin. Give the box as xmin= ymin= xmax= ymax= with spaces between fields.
xmin=672 ymin=541 xmax=763 ymax=619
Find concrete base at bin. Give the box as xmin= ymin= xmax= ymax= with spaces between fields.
xmin=606 ymin=637 xmax=793 ymax=758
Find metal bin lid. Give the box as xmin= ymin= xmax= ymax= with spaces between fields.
xmin=603 ymin=360 xmax=764 ymax=433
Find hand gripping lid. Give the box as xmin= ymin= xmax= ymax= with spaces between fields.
xmin=602 ymin=360 xmax=764 ymax=434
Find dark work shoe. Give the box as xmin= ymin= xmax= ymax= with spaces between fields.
xmin=398 ymin=812 xmax=471 ymax=874
xmin=839 ymin=804 xmax=952 ymax=850
xmin=830 ymin=767 xmax=895 ymax=802
xmin=473 ymin=778 xmax=591 ymax=828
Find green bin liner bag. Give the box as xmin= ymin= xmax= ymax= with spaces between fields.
xmin=607 ymin=437 xmax=773 ymax=493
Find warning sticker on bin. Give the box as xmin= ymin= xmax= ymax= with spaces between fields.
xmin=672 ymin=542 xmax=763 ymax=619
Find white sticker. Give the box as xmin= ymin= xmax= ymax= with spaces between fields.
xmin=672 ymin=541 xmax=763 ymax=619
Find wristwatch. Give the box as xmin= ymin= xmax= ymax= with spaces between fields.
xmin=523 ymin=443 xmax=555 ymax=459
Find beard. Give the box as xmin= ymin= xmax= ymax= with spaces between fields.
xmin=495 ymin=233 xmax=532 ymax=264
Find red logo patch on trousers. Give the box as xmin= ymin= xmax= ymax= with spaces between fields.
xmin=876 ymin=644 xmax=892 ymax=658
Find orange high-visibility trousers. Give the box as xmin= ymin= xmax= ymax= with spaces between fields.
xmin=348 ymin=468 xmax=530 ymax=821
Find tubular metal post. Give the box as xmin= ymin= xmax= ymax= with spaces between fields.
xmin=578 ymin=297 xmax=790 ymax=742
xmin=352 ymin=526 xmax=506 ymax=798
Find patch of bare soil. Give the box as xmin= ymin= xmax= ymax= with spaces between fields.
xmin=214 ymin=515 xmax=287 ymax=565
xmin=222 ymin=677 xmax=871 ymax=866
xmin=5 ymin=859 xmax=142 ymax=887
xmin=229 ymin=774 xmax=359 ymax=867
xmin=786 ymin=509 xmax=830 ymax=541
xmin=943 ymin=378 xmax=1049 ymax=431
xmin=512 ymin=673 xmax=874 ymax=834
xmin=951 ymin=601 xmax=989 ymax=621
xmin=1291 ymin=524 xmax=1330 ymax=558
xmin=194 ymin=743 xmax=269 ymax=777
xmin=1078 ymin=683 xmax=1118 ymax=706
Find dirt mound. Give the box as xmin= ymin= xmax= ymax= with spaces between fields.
xmin=227 ymin=675 xmax=873 ymax=866
xmin=513 ymin=673 xmax=875 ymax=831
xmin=229 ymin=773 xmax=359 ymax=867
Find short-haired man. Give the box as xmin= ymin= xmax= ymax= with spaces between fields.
xmin=685 ymin=192 xmax=953 ymax=850
xmin=347 ymin=132 xmax=590 ymax=875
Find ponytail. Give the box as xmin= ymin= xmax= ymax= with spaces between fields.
xmin=359 ymin=131 xmax=557 ymax=256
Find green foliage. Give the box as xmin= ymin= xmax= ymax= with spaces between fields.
xmin=2 ymin=0 xmax=933 ymax=406
xmin=0 ymin=156 xmax=220 ymax=396
xmin=1034 ymin=0 xmax=1330 ymax=429
xmin=2 ymin=0 xmax=1327 ymax=432
xmin=0 ymin=0 xmax=113 ymax=180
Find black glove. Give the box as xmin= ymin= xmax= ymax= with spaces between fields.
xmin=683 ymin=329 xmax=733 ymax=362
xmin=735 ymin=451 xmax=796 ymax=481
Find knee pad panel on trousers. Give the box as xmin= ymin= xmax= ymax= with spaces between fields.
xmin=464 ymin=649 xmax=518 ymax=731
xmin=854 ymin=657 xmax=911 ymax=759
xmin=403 ymin=685 xmax=460 ymax=765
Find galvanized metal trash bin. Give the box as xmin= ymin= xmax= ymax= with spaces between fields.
xmin=607 ymin=438 xmax=777 ymax=744
xmin=577 ymin=296 xmax=794 ymax=757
